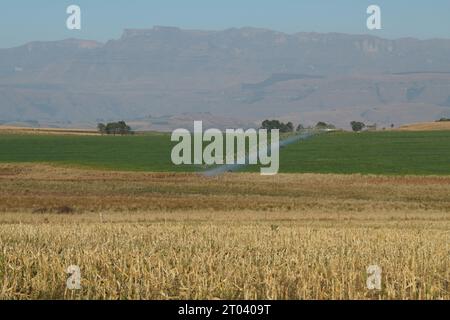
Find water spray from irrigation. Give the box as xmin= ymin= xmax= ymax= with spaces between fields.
xmin=203 ymin=130 xmax=320 ymax=176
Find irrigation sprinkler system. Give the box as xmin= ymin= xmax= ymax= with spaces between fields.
xmin=203 ymin=129 xmax=322 ymax=176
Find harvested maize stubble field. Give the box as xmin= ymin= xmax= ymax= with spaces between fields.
xmin=0 ymin=164 xmax=449 ymax=300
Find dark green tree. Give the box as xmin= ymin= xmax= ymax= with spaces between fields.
xmin=286 ymin=122 xmax=294 ymax=133
xmin=350 ymin=121 xmax=365 ymax=132
xmin=261 ymin=120 xmax=294 ymax=133
xmin=316 ymin=122 xmax=327 ymax=129
xmin=97 ymin=123 xmax=106 ymax=134
xmin=315 ymin=122 xmax=336 ymax=130
xmin=104 ymin=121 xmax=132 ymax=135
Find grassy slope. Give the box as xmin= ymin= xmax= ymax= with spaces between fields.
xmin=0 ymin=131 xmax=450 ymax=175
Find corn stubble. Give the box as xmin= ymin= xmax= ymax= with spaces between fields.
xmin=0 ymin=164 xmax=449 ymax=300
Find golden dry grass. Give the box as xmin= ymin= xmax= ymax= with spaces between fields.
xmin=0 ymin=126 xmax=99 ymax=136
xmin=397 ymin=121 xmax=450 ymax=131
xmin=0 ymin=164 xmax=449 ymax=300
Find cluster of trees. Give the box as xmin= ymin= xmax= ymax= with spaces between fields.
xmin=315 ymin=122 xmax=336 ymax=130
xmin=437 ymin=118 xmax=450 ymax=122
xmin=97 ymin=121 xmax=133 ymax=135
xmin=350 ymin=121 xmax=394 ymax=132
xmin=261 ymin=120 xmax=338 ymax=132
xmin=350 ymin=121 xmax=366 ymax=132
xmin=261 ymin=120 xmax=295 ymax=133
xmin=260 ymin=119 xmax=401 ymax=133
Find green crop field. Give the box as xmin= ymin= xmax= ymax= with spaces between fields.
xmin=0 ymin=133 xmax=192 ymax=172
xmin=0 ymin=130 xmax=449 ymax=175
xmin=276 ymin=131 xmax=450 ymax=175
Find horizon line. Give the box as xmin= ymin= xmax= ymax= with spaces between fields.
xmin=2 ymin=25 xmax=450 ymax=50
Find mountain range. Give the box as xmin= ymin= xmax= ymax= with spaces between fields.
xmin=1 ymin=26 xmax=450 ymax=130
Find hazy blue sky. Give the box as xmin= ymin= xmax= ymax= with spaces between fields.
xmin=1 ymin=0 xmax=449 ymax=48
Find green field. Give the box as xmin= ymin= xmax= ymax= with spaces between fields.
xmin=278 ymin=131 xmax=450 ymax=175
xmin=0 ymin=131 xmax=449 ymax=175
xmin=0 ymin=133 xmax=191 ymax=172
